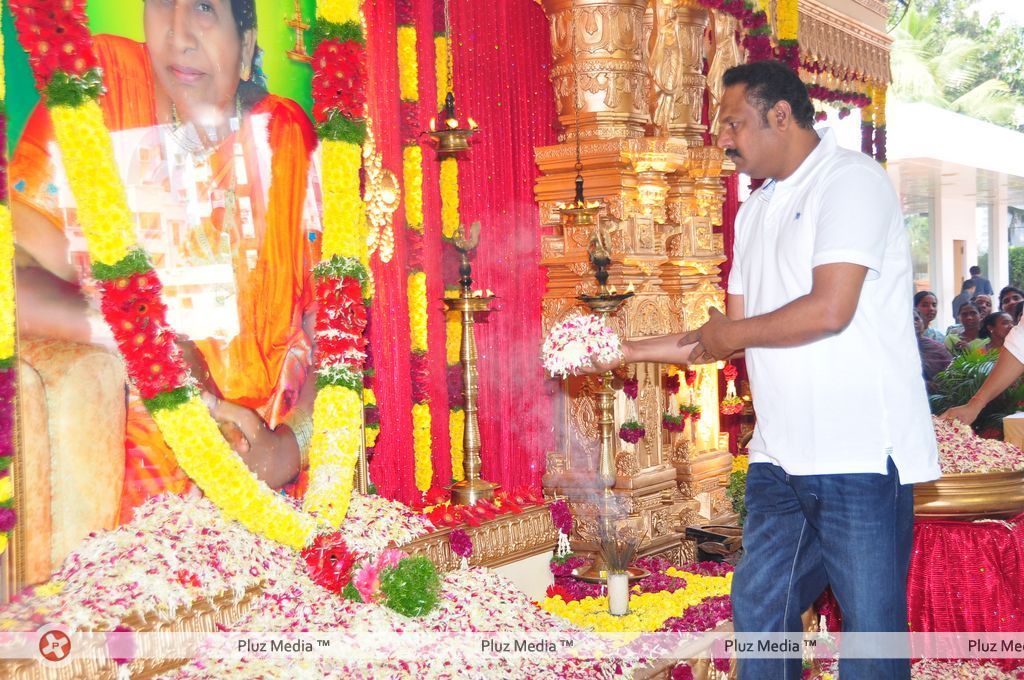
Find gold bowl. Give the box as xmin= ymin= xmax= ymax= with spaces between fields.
xmin=913 ymin=470 xmax=1024 ymax=520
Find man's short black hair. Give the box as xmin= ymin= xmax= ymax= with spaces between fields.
xmin=970 ymin=265 xmax=981 ymax=275
xmin=962 ymin=280 xmax=976 ymax=292
xmin=722 ymin=60 xmax=816 ymax=130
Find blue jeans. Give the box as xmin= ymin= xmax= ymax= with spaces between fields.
xmin=732 ymin=458 xmax=914 ymax=680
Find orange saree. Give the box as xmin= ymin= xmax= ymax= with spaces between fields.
xmin=11 ymin=35 xmax=319 ymax=522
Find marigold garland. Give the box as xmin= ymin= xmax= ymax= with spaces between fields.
xmin=306 ymin=0 xmax=372 ymax=522
xmin=398 ymin=6 xmax=435 ymax=495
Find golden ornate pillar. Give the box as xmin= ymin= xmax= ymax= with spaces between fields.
xmin=648 ymin=0 xmax=709 ymax=143
xmin=543 ymin=0 xmax=652 ymax=140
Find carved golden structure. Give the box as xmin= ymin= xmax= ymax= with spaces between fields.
xmin=538 ymin=0 xmax=742 ymax=563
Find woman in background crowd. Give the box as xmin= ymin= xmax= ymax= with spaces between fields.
xmin=915 ymin=310 xmax=953 ymax=392
xmin=945 ymin=303 xmax=985 ymax=355
xmin=980 ymin=311 xmax=1015 ymax=353
xmin=914 ymin=291 xmax=945 ymax=343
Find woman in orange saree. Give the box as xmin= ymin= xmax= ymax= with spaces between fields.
xmin=12 ymin=0 xmax=317 ymax=523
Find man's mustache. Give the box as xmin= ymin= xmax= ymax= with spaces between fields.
xmin=724 ymin=148 xmax=741 ymax=159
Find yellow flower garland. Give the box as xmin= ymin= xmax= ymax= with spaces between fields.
xmin=435 ymin=36 xmax=449 ymax=111
xmin=874 ymin=84 xmax=887 ymax=127
xmin=364 ymin=386 xmax=380 ymax=449
xmin=50 ymin=103 xmax=135 ymax=267
xmin=541 ymin=572 xmax=732 ymax=633
xmin=450 ymin=409 xmax=465 ymax=482
xmin=320 ymin=140 xmax=367 ymax=263
xmin=0 ymin=206 xmax=14 ymax=362
xmin=776 ymin=0 xmax=799 ymax=42
xmin=413 ymin=402 xmax=432 ymax=492
xmin=403 ymin=146 xmax=425 ymax=228
xmin=408 ymin=272 xmax=429 ymax=353
xmin=303 ymin=384 xmax=363 ymax=526
xmin=318 ymin=0 xmax=361 ymax=25
xmin=398 ymin=26 xmax=419 ymax=102
xmin=439 ymin=157 xmax=461 ymax=239
xmin=731 ymin=454 xmax=749 ymax=475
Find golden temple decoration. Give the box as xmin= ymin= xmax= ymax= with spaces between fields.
xmin=362 ymin=122 xmax=400 ymax=264
xmin=798 ymin=0 xmax=892 ymax=86
xmin=286 ymin=0 xmax=312 ymax=63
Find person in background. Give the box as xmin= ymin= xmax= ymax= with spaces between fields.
xmin=916 ymin=310 xmax=953 ymax=391
xmin=1014 ymin=301 xmax=1024 ymax=326
xmin=973 ymin=294 xmax=993 ymax=319
xmin=966 ymin=265 xmax=993 ymax=296
xmin=950 ymin=280 xmax=976 ymax=318
xmin=999 ymin=286 xmax=1024 ymax=315
xmin=980 ymin=311 xmax=1014 ymax=353
xmin=914 ymin=291 xmax=945 ymax=343
xmin=945 ymin=303 xmax=985 ymax=355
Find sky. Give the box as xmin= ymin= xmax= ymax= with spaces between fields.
xmin=972 ymin=0 xmax=1024 ymax=26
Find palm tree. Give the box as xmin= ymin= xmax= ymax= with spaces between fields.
xmin=890 ymin=5 xmax=1024 ymax=128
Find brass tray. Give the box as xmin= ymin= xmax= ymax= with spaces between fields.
xmin=914 ymin=470 xmax=1024 ymax=520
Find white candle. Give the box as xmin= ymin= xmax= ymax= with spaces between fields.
xmin=608 ymin=572 xmax=629 ymax=616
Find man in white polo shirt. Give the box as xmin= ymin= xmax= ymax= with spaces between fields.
xmin=593 ymin=61 xmax=939 ymax=679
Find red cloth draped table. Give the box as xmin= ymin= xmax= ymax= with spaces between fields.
xmin=907 ymin=514 xmax=1024 ymax=672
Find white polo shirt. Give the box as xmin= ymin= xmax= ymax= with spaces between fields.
xmin=727 ymin=129 xmax=940 ymax=484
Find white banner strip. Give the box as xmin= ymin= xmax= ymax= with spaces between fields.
xmin=8 ymin=630 xmax=1024 ymax=666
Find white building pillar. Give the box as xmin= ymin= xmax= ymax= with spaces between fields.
xmin=991 ymin=174 xmax=1010 ymax=294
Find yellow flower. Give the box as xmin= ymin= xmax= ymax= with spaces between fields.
xmin=413 ymin=402 xmax=433 ymax=492
xmin=874 ymin=85 xmax=887 ymax=127
xmin=320 ymin=140 xmax=366 ymax=262
xmin=440 ymin=157 xmax=461 ymax=239
xmin=541 ymin=572 xmax=732 ymax=632
xmin=435 ymin=37 xmax=449 ymax=111
xmin=775 ymin=0 xmax=799 ymax=41
xmin=153 ymin=396 xmax=318 ymax=549
xmin=403 ymin=145 xmax=424 ymax=229
xmin=731 ymin=455 xmax=749 ymax=474
xmin=303 ymin=385 xmax=363 ymax=527
xmin=397 ymin=26 xmax=419 ymax=102
xmin=450 ymin=410 xmax=465 ymax=481
xmin=366 ymin=424 xmax=380 ymax=449
xmin=408 ymin=272 xmax=429 ymax=353
xmin=50 ymin=103 xmax=136 ymax=266
xmin=0 ymin=476 xmax=11 ymax=503
xmin=364 ymin=387 xmax=377 ymax=407
xmin=0 ymin=205 xmax=15 ymax=361
xmin=33 ymin=580 xmax=65 ymax=598
xmin=317 ymin=0 xmax=362 ymax=25
xmin=0 ymin=533 xmax=6 ymax=557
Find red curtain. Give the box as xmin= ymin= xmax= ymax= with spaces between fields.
xmin=448 ymin=0 xmax=559 ymax=493
xmin=363 ymin=0 xmax=558 ymax=502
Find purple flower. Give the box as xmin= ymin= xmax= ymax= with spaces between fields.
xmin=549 ymin=555 xmax=587 ymax=578
xmin=0 ymin=507 xmax=16 ymax=532
xmin=549 ymin=499 xmax=573 ymax=535
xmin=623 ymin=378 xmax=638 ymax=400
xmin=634 ymin=556 xmax=672 ymax=574
xmin=449 ymin=529 xmax=473 ymax=559
xmin=619 ymin=422 xmax=645 ymax=444
xmin=635 ymin=571 xmax=687 ymax=594
xmin=671 ymin=663 xmax=695 ymax=680
xmin=663 ymin=374 xmax=680 ymax=395
xmin=659 ymin=595 xmax=733 ymax=632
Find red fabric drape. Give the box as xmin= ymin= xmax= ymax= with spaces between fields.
xmin=908 ymin=514 xmax=1024 ymax=639
xmin=448 ymin=0 xmax=558 ymax=493
xmin=365 ymin=0 xmax=417 ymax=503
xmin=363 ymin=0 xmax=557 ymax=500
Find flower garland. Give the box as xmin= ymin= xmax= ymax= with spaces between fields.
xmin=550 ymin=498 xmax=573 ymax=558
xmin=435 ymin=0 xmax=466 ymax=482
xmin=305 ymin=0 xmax=372 ymax=527
xmin=720 ymin=363 xmax=743 ymax=415
xmin=773 ymin=0 xmax=800 ymax=71
xmin=449 ymin=528 xmax=473 ymax=569
xmin=872 ymin=83 xmax=887 ymax=165
xmin=398 ymin=0 xmax=435 ymax=495
xmin=0 ymin=12 xmax=15 ymax=557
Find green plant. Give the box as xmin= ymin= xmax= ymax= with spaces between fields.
xmin=929 ymin=350 xmax=1024 ymax=434
xmin=725 ymin=470 xmax=747 ymax=526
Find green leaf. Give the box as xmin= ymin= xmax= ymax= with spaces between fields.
xmin=309 ymin=20 xmax=364 ymax=54
xmin=45 ymin=69 xmax=106 ymax=108
xmin=316 ymin=114 xmax=367 ymax=145
xmin=91 ymin=249 xmax=153 ymax=281
xmin=379 ymin=556 xmax=440 ymax=617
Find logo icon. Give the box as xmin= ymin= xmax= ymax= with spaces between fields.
xmin=39 ymin=630 xmax=71 ymax=662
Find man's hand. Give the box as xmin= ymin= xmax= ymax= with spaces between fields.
xmin=679 ymin=308 xmax=735 ymax=364
xmin=575 ymin=341 xmax=633 ymax=375
xmin=940 ymin=401 xmax=982 ymax=426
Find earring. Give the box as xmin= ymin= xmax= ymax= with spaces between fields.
xmin=240 ymin=62 xmax=250 ymax=81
